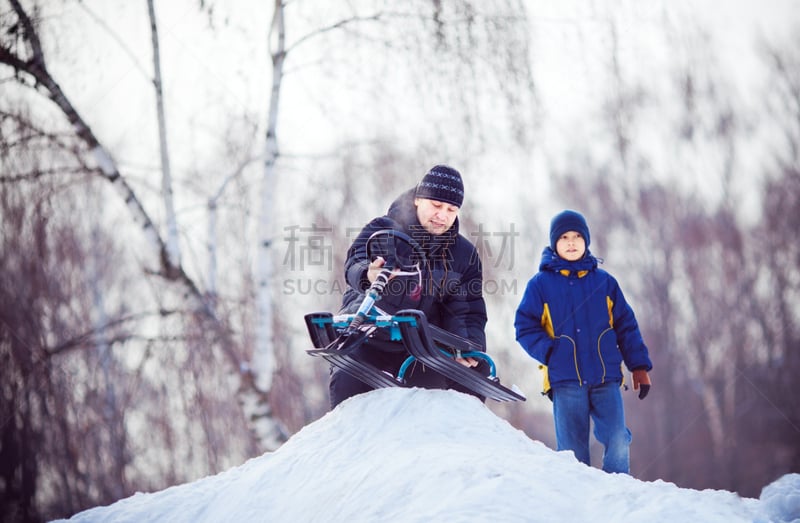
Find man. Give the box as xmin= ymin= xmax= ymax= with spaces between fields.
xmin=330 ymin=164 xmax=489 ymax=408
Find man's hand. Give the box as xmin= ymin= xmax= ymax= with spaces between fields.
xmin=455 ymin=357 xmax=479 ymax=368
xmin=367 ymin=256 xmax=398 ymax=283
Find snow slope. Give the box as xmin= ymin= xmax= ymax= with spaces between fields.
xmin=57 ymin=388 xmax=799 ymax=523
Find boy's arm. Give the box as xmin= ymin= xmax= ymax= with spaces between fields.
xmin=611 ymin=280 xmax=653 ymax=372
xmin=514 ymin=279 xmax=554 ymax=364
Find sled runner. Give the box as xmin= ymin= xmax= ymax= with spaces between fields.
xmin=304 ymin=229 xmax=525 ymax=403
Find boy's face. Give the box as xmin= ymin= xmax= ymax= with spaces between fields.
xmin=555 ymin=231 xmax=586 ymax=261
xmin=414 ymin=198 xmax=459 ymax=236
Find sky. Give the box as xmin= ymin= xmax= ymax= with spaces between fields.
xmin=54 ymin=388 xmax=799 ymax=523
xmin=525 ymin=0 xmax=799 ymax=221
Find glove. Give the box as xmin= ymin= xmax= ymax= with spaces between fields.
xmin=632 ymin=369 xmax=651 ymax=400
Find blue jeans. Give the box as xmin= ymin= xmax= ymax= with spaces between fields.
xmin=552 ymin=380 xmax=632 ymax=474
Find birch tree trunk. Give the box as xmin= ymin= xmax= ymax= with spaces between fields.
xmin=238 ymin=0 xmax=287 ymax=451
xmin=147 ymin=0 xmax=182 ymax=268
xmin=256 ymin=0 xmax=286 ymax=392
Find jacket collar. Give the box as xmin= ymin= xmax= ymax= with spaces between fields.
xmin=539 ymin=246 xmax=598 ymax=275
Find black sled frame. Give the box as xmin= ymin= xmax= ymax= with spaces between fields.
xmin=305 ymin=310 xmax=525 ymax=403
xmin=304 ymin=228 xmax=525 ymax=403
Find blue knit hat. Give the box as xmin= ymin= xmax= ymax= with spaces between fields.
xmin=415 ymin=165 xmax=464 ymax=208
xmin=550 ymin=210 xmax=591 ymax=250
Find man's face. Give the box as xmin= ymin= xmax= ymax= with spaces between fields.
xmin=414 ymin=198 xmax=459 ymax=235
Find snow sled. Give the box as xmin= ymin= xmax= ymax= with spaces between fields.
xmin=304 ymin=229 xmax=525 ymax=403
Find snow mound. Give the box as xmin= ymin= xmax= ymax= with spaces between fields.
xmin=758 ymin=473 xmax=800 ymax=523
xmin=57 ymin=388 xmax=790 ymax=522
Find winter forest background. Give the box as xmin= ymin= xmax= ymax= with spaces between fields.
xmin=1 ymin=1 xmax=798 ymax=521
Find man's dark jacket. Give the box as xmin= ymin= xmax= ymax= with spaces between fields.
xmin=341 ymin=189 xmax=487 ymax=351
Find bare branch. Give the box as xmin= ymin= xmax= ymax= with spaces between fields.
xmin=45 ymin=310 xmax=183 ymax=356
xmin=0 ymin=167 xmax=96 ymax=183
xmin=75 ymin=1 xmax=150 ymax=80
xmin=285 ymin=12 xmax=384 ymax=55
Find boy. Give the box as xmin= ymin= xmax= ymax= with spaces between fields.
xmin=514 ymin=209 xmax=652 ymax=474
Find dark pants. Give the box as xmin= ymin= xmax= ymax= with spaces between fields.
xmin=328 ymin=341 xmax=488 ymax=409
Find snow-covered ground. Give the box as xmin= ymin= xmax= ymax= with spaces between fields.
xmin=57 ymin=388 xmax=799 ymax=523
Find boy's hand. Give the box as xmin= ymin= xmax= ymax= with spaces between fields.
xmin=633 ymin=369 xmax=651 ymax=400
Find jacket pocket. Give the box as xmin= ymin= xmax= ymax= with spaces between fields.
xmin=548 ymin=335 xmax=581 ymax=384
xmin=597 ymin=329 xmax=623 ymax=380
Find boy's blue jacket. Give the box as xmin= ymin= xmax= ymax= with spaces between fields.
xmin=515 ymin=247 xmax=652 ymax=391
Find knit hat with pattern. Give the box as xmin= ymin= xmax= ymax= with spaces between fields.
xmin=415 ymin=165 xmax=464 ymax=208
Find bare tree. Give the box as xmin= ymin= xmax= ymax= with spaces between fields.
xmin=0 ymin=0 xmax=291 ymax=454
xmin=541 ymin=14 xmax=799 ymax=496
xmin=0 ymin=2 xmax=282 ymax=518
xmin=745 ymin=34 xmax=800 ymax=489
xmin=147 ymin=0 xmax=181 ymax=268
